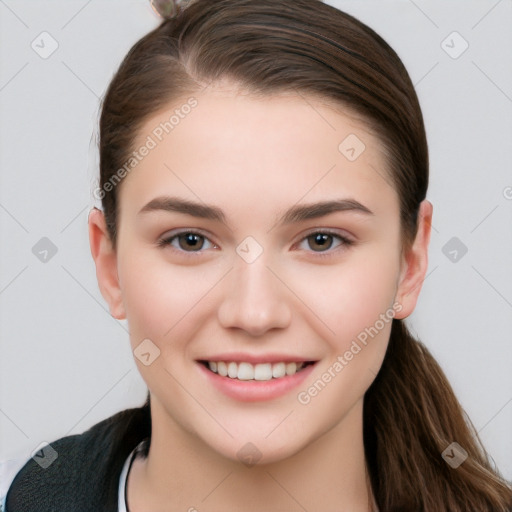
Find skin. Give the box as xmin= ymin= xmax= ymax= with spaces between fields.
xmin=89 ymin=82 xmax=432 ymax=512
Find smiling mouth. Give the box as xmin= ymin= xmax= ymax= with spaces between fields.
xmin=199 ymin=360 xmax=316 ymax=381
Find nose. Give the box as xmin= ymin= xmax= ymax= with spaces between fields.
xmin=217 ymin=256 xmax=292 ymax=337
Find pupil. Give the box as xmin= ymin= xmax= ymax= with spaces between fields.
xmin=311 ymin=233 xmax=332 ymax=251
xmin=180 ymin=233 xmax=202 ymax=251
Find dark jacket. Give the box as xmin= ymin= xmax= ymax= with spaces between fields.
xmin=5 ymin=404 xmax=151 ymax=512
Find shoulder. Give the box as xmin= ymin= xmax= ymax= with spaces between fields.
xmin=1 ymin=458 xmax=29 ymax=512
xmin=4 ymin=405 xmax=150 ymax=512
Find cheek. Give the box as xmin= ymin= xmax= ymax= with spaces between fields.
xmin=288 ymin=246 xmax=401 ymax=347
xmin=118 ymin=250 xmax=190 ymax=342
xmin=292 ymin=253 xmax=399 ymax=418
xmin=118 ymin=248 xmax=226 ymax=352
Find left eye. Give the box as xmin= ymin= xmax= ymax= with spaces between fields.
xmin=297 ymin=232 xmax=352 ymax=253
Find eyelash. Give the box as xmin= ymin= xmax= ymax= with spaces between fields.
xmin=157 ymin=229 xmax=354 ymax=259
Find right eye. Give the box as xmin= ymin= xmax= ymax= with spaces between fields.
xmin=157 ymin=230 xmax=218 ymax=254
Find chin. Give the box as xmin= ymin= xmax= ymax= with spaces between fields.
xmin=203 ymin=430 xmax=312 ymax=467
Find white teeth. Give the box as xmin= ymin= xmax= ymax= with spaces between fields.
xmin=217 ymin=361 xmax=228 ymax=377
xmin=205 ymin=360 xmax=308 ymax=380
xmin=227 ymin=362 xmax=238 ymax=378
xmin=237 ymin=362 xmax=254 ymax=380
xmin=285 ymin=362 xmax=297 ymax=376
xmin=272 ymin=362 xmax=286 ymax=378
xmin=254 ymin=363 xmax=273 ymax=381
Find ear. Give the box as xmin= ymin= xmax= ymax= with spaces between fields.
xmin=88 ymin=207 xmax=126 ymax=319
xmin=393 ymin=199 xmax=433 ymax=319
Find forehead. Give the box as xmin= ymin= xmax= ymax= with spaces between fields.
xmin=120 ymin=86 xmax=399 ymax=222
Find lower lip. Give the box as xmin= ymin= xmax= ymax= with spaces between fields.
xmin=197 ymin=362 xmax=316 ymax=402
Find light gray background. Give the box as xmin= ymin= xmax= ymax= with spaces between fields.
xmin=1 ymin=0 xmax=511 ymax=482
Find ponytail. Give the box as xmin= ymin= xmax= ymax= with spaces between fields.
xmin=364 ymin=319 xmax=512 ymax=511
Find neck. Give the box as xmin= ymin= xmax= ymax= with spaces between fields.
xmin=127 ymin=399 xmax=376 ymax=512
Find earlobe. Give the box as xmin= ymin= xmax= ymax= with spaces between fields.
xmin=393 ymin=200 xmax=433 ymax=320
xmin=88 ymin=207 xmax=126 ymax=319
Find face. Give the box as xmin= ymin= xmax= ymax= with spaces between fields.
xmin=90 ymin=82 xmax=431 ymax=464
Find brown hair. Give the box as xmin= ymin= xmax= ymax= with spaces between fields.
xmin=97 ymin=1 xmax=512 ymax=510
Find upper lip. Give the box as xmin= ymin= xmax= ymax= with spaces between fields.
xmin=197 ymin=353 xmax=317 ymax=364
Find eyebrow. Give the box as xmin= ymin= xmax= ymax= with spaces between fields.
xmin=138 ymin=196 xmax=374 ymax=226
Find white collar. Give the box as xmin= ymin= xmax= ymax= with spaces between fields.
xmin=118 ymin=439 xmax=148 ymax=512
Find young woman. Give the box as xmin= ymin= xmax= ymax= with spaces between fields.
xmin=3 ymin=0 xmax=512 ymax=510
